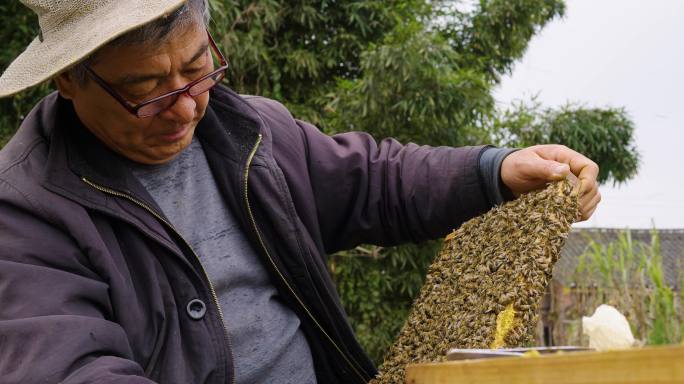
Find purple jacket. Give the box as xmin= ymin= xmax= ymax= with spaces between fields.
xmin=0 ymin=85 xmax=492 ymax=383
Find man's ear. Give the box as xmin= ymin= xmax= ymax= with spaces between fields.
xmin=53 ymin=72 xmax=77 ymax=100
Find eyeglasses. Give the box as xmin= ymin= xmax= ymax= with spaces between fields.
xmin=85 ymin=31 xmax=228 ymax=118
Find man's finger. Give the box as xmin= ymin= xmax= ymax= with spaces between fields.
xmin=542 ymin=160 xmax=571 ymax=180
xmin=576 ymin=159 xmax=599 ymax=188
xmin=518 ymin=154 xmax=571 ymax=181
xmin=580 ymin=189 xmax=601 ymax=220
xmin=579 ymin=185 xmax=600 ymax=208
xmin=581 ymin=204 xmax=598 ymax=222
xmin=579 ymin=175 xmax=599 ymax=198
xmin=535 ymin=145 xmax=599 ymax=183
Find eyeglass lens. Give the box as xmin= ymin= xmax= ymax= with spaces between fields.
xmin=136 ymin=71 xmax=226 ymax=117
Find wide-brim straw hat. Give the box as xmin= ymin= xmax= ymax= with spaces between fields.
xmin=0 ymin=0 xmax=189 ymax=98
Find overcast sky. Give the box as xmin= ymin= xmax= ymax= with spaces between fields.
xmin=494 ymin=0 xmax=684 ymax=229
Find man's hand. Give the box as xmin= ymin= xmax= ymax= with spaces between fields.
xmin=501 ymin=144 xmax=601 ymax=221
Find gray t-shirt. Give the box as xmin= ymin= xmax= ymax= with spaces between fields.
xmin=129 ymin=138 xmax=316 ymax=384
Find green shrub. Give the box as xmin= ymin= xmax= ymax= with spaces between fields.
xmin=0 ymin=2 xmax=50 ymax=146
xmin=330 ymin=241 xmax=441 ymax=363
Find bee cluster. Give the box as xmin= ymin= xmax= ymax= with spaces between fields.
xmin=369 ymin=180 xmax=579 ymax=384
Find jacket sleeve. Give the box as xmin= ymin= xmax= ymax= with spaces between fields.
xmin=294 ymin=119 xmax=492 ymax=253
xmin=0 ymin=180 xmax=155 ymax=384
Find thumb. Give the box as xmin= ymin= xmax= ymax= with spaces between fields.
xmin=539 ymin=160 xmax=570 ymax=180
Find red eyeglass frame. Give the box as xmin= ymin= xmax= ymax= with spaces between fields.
xmin=85 ymin=30 xmax=228 ymax=118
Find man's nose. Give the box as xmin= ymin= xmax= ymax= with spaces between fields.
xmin=162 ymin=91 xmax=196 ymax=123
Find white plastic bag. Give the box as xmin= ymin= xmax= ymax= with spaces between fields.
xmin=582 ymin=304 xmax=635 ymax=351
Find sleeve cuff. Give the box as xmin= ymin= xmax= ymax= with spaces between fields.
xmin=479 ymin=146 xmax=519 ymax=206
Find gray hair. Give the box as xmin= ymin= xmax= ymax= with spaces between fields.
xmin=69 ymin=0 xmax=210 ymax=86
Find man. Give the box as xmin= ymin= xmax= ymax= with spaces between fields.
xmin=0 ymin=1 xmax=600 ymax=383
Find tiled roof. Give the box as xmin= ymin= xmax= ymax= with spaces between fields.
xmin=552 ymin=228 xmax=684 ymax=287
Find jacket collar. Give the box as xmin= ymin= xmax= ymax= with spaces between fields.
xmin=41 ymin=85 xmax=263 ymax=207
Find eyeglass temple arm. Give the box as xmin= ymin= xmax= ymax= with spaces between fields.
xmin=206 ymin=30 xmax=227 ymax=67
xmin=83 ymin=66 xmax=138 ymax=113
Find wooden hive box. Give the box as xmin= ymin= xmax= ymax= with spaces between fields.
xmin=405 ymin=344 xmax=684 ymax=384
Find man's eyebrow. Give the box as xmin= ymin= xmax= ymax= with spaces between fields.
xmin=117 ymin=72 xmax=166 ymax=86
xmin=183 ymin=41 xmax=210 ymax=67
xmin=116 ymin=41 xmax=210 ymax=86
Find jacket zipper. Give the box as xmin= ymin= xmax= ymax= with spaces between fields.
xmin=81 ymin=177 xmax=237 ymax=384
xmin=243 ymin=134 xmax=368 ymax=383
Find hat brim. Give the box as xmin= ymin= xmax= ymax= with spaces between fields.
xmin=0 ymin=0 xmax=188 ymax=98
